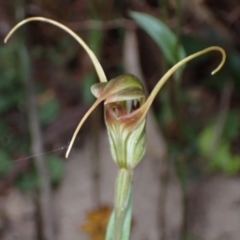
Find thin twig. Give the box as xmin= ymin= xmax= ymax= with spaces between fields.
xmin=26 ymin=63 xmax=55 ymax=240
xmin=19 ymin=44 xmax=55 ymax=240
xmin=211 ymin=80 xmax=233 ymax=152
xmin=17 ymin=39 xmax=55 ymax=240
xmin=13 ymin=2 xmax=55 ymax=239
xmin=87 ymin=13 xmax=103 ymax=206
xmin=123 ymin=27 xmax=168 ymax=240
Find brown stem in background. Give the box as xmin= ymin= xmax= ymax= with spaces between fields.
xmin=158 ymin=0 xmax=169 ymax=23
xmin=26 ymin=62 xmax=55 ymax=240
xmin=211 ymin=80 xmax=233 ymax=153
xmin=123 ymin=26 xmax=169 ymax=240
xmin=87 ymin=3 xmax=103 ymax=207
xmin=180 ymin=186 xmax=188 ymax=240
xmin=157 ymin=157 xmax=170 ymax=240
xmin=90 ymin=109 xmax=101 ymax=207
xmin=174 ymin=0 xmax=182 ymax=58
xmin=13 ymin=3 xmax=55 ymax=238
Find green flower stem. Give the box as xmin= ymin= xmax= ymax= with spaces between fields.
xmin=114 ymin=168 xmax=133 ymax=240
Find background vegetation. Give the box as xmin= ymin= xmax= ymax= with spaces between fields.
xmin=0 ymin=0 xmax=240 ymax=240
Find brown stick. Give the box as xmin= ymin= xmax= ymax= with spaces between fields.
xmin=26 ymin=68 xmax=55 ymax=240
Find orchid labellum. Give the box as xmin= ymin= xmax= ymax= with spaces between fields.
xmin=5 ymin=17 xmax=226 ymax=240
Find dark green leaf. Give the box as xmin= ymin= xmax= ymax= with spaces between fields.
xmin=130 ymin=11 xmax=186 ymax=67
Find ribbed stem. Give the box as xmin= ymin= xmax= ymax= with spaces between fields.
xmin=114 ymin=168 xmax=132 ymax=240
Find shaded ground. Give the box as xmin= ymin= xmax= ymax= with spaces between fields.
xmin=188 ymin=175 xmax=240 ymax=240
xmin=1 ymin=132 xmax=240 ymax=240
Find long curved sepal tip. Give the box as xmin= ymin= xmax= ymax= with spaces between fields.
xmin=142 ymin=46 xmax=226 ymax=117
xmin=65 ymin=99 xmax=102 ymax=158
xmin=4 ymin=17 xmax=107 ymax=83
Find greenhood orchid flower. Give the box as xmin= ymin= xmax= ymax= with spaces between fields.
xmin=66 ymin=46 xmax=225 ymax=169
xmin=4 ymin=17 xmax=226 ymax=240
xmin=4 ymin=17 xmax=226 ymax=169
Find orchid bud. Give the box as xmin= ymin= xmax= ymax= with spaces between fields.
xmin=91 ymin=74 xmax=147 ymax=168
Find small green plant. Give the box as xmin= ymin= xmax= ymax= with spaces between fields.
xmin=198 ymin=111 xmax=240 ymax=175
xmin=5 ymin=17 xmax=226 ymax=240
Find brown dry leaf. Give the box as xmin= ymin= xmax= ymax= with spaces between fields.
xmin=80 ymin=205 xmax=112 ymax=240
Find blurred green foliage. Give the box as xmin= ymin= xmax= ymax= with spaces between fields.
xmin=39 ymin=97 xmax=60 ymax=125
xmin=0 ymin=39 xmax=64 ymax=190
xmin=0 ymin=150 xmax=13 ymax=176
xmin=130 ymin=11 xmax=186 ymax=79
xmin=130 ymin=11 xmax=186 ymax=66
xmin=47 ymin=155 xmax=65 ymax=185
xmin=131 ymin=10 xmax=240 ymax=178
xmin=198 ymin=111 xmax=240 ymax=175
xmin=0 ymin=44 xmax=25 ymax=114
xmin=17 ymin=155 xmax=65 ymax=192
